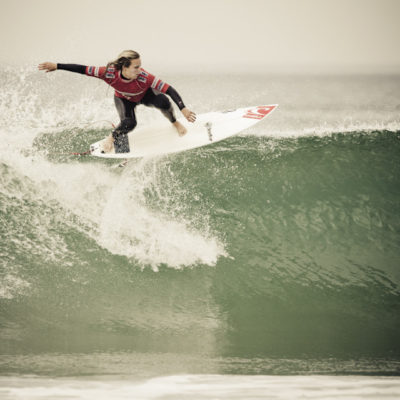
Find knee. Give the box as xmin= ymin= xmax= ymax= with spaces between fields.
xmin=121 ymin=118 xmax=137 ymax=131
xmin=113 ymin=118 xmax=136 ymax=138
xmin=155 ymin=94 xmax=171 ymax=110
xmin=112 ymin=118 xmax=136 ymax=140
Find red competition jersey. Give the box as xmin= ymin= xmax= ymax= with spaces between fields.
xmin=85 ymin=66 xmax=169 ymax=102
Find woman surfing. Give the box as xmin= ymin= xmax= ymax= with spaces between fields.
xmin=39 ymin=50 xmax=196 ymax=153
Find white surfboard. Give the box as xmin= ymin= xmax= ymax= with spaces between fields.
xmin=90 ymin=104 xmax=278 ymax=159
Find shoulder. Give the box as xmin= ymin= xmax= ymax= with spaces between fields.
xmin=137 ymin=68 xmax=154 ymax=83
xmin=86 ymin=66 xmax=112 ymax=79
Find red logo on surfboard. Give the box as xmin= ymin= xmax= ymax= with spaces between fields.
xmin=243 ymin=106 xmax=276 ymax=120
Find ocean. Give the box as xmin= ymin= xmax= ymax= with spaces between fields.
xmin=0 ymin=66 xmax=399 ymax=399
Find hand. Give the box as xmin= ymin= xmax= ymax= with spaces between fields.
xmin=38 ymin=62 xmax=57 ymax=73
xmin=181 ymin=107 xmax=196 ymax=123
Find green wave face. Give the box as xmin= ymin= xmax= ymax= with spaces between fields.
xmin=2 ymin=131 xmax=400 ymax=366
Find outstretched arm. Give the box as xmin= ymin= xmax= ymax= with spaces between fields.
xmin=39 ymin=62 xmax=88 ymax=75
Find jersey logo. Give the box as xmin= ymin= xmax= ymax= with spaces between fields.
xmin=137 ymin=76 xmax=147 ymax=83
xmin=106 ymin=72 xmax=115 ymax=79
xmin=88 ymin=66 xmax=94 ymax=75
xmin=140 ymin=70 xmax=149 ymax=77
xmin=156 ymin=81 xmax=165 ymax=91
xmin=151 ymin=78 xmax=166 ymax=91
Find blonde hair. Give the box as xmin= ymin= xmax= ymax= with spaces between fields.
xmin=107 ymin=50 xmax=140 ymax=70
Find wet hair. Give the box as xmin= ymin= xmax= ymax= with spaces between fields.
xmin=107 ymin=50 xmax=140 ymax=70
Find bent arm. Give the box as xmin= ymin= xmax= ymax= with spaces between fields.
xmin=166 ymin=86 xmax=196 ymax=122
xmin=165 ymin=86 xmax=196 ymax=122
xmin=166 ymin=86 xmax=185 ymax=110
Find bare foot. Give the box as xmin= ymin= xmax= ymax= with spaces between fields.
xmin=102 ymin=134 xmax=114 ymax=153
xmin=173 ymin=121 xmax=187 ymax=136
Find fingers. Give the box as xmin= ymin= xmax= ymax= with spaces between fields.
xmin=181 ymin=107 xmax=196 ymax=123
xmin=38 ymin=62 xmax=56 ymax=72
xmin=186 ymin=111 xmax=196 ymax=123
xmin=38 ymin=62 xmax=49 ymax=70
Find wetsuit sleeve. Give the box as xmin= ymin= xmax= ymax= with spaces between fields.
xmin=56 ymin=64 xmax=108 ymax=80
xmin=85 ymin=66 xmax=107 ymax=79
xmin=166 ymin=86 xmax=186 ymax=110
xmin=57 ymin=64 xmax=86 ymax=74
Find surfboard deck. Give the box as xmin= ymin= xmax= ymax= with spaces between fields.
xmin=90 ymin=104 xmax=278 ymax=159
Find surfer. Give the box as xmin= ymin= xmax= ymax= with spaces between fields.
xmin=38 ymin=50 xmax=196 ymax=153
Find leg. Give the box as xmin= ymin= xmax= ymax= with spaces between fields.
xmin=110 ymin=96 xmax=138 ymax=153
xmin=141 ymin=89 xmax=177 ymax=122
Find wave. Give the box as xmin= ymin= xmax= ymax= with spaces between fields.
xmin=1 ymin=67 xmax=399 ymax=360
xmin=1 ymin=130 xmax=399 ymax=358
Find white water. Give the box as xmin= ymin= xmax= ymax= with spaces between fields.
xmin=0 ymin=66 xmax=227 ymax=271
xmin=1 ymin=375 xmax=400 ymax=400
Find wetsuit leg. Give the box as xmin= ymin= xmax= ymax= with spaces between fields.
xmin=141 ymin=89 xmax=176 ymax=123
xmin=113 ymin=96 xmax=137 ymax=153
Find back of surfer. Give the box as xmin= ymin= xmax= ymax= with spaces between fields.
xmin=38 ymin=50 xmax=196 ymax=153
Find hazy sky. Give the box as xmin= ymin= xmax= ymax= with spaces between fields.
xmin=1 ymin=0 xmax=399 ymax=73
